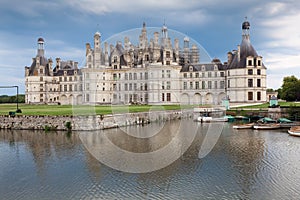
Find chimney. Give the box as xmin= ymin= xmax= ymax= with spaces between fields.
xmin=227 ymin=52 xmax=232 ymax=65
xmin=85 ymin=43 xmax=91 ymax=56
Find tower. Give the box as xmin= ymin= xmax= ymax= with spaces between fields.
xmin=94 ymin=31 xmax=101 ymax=68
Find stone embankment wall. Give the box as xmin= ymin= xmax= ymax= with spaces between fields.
xmin=0 ymin=110 xmax=193 ymax=131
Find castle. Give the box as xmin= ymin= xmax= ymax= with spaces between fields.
xmin=25 ymin=19 xmax=267 ymax=105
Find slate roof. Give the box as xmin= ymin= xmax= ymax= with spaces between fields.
xmin=28 ymin=56 xmax=50 ymax=76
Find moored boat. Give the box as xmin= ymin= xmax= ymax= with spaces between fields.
xmin=253 ymin=123 xmax=281 ymax=130
xmin=197 ymin=116 xmax=228 ymax=122
xmin=233 ymin=123 xmax=254 ymax=129
xmin=288 ymin=126 xmax=300 ymax=137
xmin=194 ymin=107 xmax=227 ymax=122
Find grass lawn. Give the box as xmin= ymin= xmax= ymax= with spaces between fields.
xmin=233 ymin=102 xmax=300 ymax=109
xmin=0 ymin=104 xmax=195 ymax=116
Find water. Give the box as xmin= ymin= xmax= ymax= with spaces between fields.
xmin=0 ymin=120 xmax=300 ymax=199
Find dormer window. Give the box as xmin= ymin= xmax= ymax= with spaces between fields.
xmin=189 ymin=66 xmax=193 ymax=72
xmin=113 ymin=56 xmax=118 ymax=63
xmin=257 ymin=59 xmax=261 ymax=66
xmin=248 ymin=60 xmax=252 ymax=66
xmin=202 ymin=65 xmax=205 ymax=71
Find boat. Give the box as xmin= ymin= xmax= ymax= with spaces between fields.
xmin=253 ymin=123 xmax=281 ymax=130
xmin=224 ymin=115 xmax=235 ymax=122
xmin=253 ymin=117 xmax=281 ymax=130
xmin=287 ymin=126 xmax=300 ymax=137
xmin=197 ymin=116 xmax=228 ymax=122
xmin=234 ymin=115 xmax=250 ymax=122
xmin=194 ymin=107 xmax=227 ymax=122
xmin=232 ymin=123 xmax=254 ymax=129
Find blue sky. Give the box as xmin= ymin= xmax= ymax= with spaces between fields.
xmin=1 ymin=0 xmax=300 ymax=95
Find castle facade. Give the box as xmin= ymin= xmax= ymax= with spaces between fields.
xmin=25 ymin=20 xmax=267 ymax=105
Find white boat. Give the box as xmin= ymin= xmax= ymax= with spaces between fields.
xmin=197 ymin=116 xmax=228 ymax=122
xmin=253 ymin=123 xmax=281 ymax=130
xmin=288 ymin=126 xmax=300 ymax=137
xmin=194 ymin=107 xmax=227 ymax=122
xmin=233 ymin=123 xmax=254 ymax=129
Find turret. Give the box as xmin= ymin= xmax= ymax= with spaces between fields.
xmin=37 ymin=37 xmax=45 ymax=57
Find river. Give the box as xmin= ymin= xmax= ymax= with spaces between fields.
xmin=0 ymin=119 xmax=300 ymax=199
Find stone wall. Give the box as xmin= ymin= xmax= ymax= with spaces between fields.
xmin=0 ymin=110 xmax=193 ymax=131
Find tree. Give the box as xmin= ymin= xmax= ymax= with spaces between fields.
xmin=280 ymin=76 xmax=300 ymax=101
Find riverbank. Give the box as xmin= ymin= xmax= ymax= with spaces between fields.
xmin=0 ymin=110 xmax=193 ymax=131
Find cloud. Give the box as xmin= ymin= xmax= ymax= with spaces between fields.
xmin=250 ymin=1 xmax=300 ymax=88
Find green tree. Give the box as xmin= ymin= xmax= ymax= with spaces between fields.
xmin=280 ymin=76 xmax=300 ymax=101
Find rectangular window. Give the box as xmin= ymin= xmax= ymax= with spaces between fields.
xmin=140 ymin=73 xmax=143 ymax=80
xmin=183 ymin=73 xmax=187 ymax=78
xmin=248 ymin=60 xmax=252 ymax=66
xmin=202 ymin=72 xmax=205 ymax=78
xmin=40 ymin=77 xmax=43 ymax=81
xmin=134 ymin=73 xmax=137 ymax=80
xmin=125 ymin=73 xmax=128 ymax=80
xmin=167 ymin=70 xmax=171 ymax=78
xmin=208 ymin=72 xmax=212 ymax=77
xmin=145 ymin=72 xmax=148 ymax=80
xmin=190 ymin=73 xmax=193 ymax=78
xmin=248 ymin=92 xmax=253 ymax=100
xmin=162 ymin=82 xmax=165 ymax=90
xmin=162 ymin=70 xmax=165 ymax=78
xmin=86 ymin=94 xmax=90 ymax=102
xmin=167 ymin=93 xmax=171 ymax=101
xmin=125 ymin=83 xmax=128 ymax=91
xmin=64 ymin=77 xmax=67 ymax=81
xmin=64 ymin=85 xmax=67 ymax=91
xmin=195 ymin=82 xmax=199 ymax=89
xmin=74 ymin=85 xmax=77 ymax=91
xmin=59 ymin=77 xmax=62 ymax=82
xmin=166 ymin=51 xmax=170 ymax=58
xmin=248 ymin=79 xmax=253 ymax=87
xmin=166 ymin=61 xmax=170 ymax=65
xmin=208 ymin=81 xmax=212 ymax=89
xmin=248 ymin=69 xmax=253 ymax=75
xmin=257 ymin=79 xmax=261 ymax=87
xmin=195 ymin=73 xmax=199 ymax=78
xmin=129 ymin=83 xmax=132 ymax=91
xmin=220 ymin=72 xmax=224 ymax=77
xmin=214 ymin=81 xmax=218 ymax=89
xmin=257 ymin=60 xmax=261 ymax=66
xmin=69 ymin=85 xmax=72 ymax=91
xmin=228 ymin=80 xmax=230 ymax=88
xmin=162 ymin=93 xmax=165 ymax=101
xmin=183 ymin=82 xmax=187 ymax=90
xmin=257 ymin=69 xmax=261 ymax=75
xmin=190 ymin=82 xmax=193 ymax=89
xmin=257 ymin=92 xmax=261 ymax=101
xmin=202 ymin=81 xmax=205 ymax=89
xmin=69 ymin=77 xmax=72 ymax=81
xmin=166 ymin=81 xmax=171 ymax=90
xmin=113 ymin=73 xmax=117 ymax=80
xmin=215 ymin=72 xmax=218 ymax=77
xmin=220 ymin=81 xmax=225 ymax=89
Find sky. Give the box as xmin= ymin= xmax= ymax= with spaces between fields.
xmin=1 ymin=0 xmax=300 ymax=95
